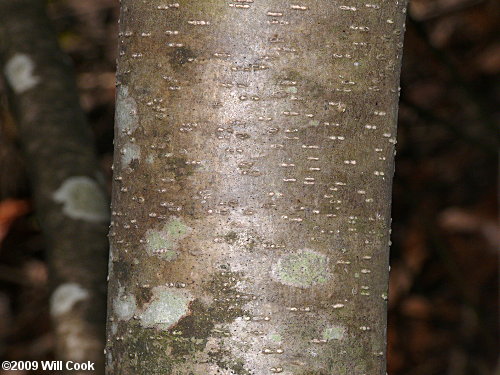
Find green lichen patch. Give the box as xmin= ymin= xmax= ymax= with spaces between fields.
xmin=114 ymin=271 xmax=252 ymax=374
xmin=52 ymin=176 xmax=109 ymax=223
xmin=268 ymin=333 xmax=283 ymax=343
xmin=165 ymin=271 xmax=252 ymax=374
xmin=322 ymin=325 xmax=346 ymax=341
xmin=272 ymin=249 xmax=331 ymax=288
xmin=173 ymin=271 xmax=249 ymax=343
xmin=139 ymin=286 xmax=193 ymax=330
xmin=144 ymin=217 xmax=191 ymax=260
xmin=113 ymin=323 xmax=177 ymax=374
xmin=115 ymin=320 xmax=248 ymax=375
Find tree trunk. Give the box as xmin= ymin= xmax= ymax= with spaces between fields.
xmin=0 ymin=1 xmax=108 ymax=373
xmin=107 ymin=1 xmax=406 ymax=374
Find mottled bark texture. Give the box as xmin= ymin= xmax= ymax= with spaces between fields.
xmin=108 ymin=1 xmax=406 ymax=374
xmin=0 ymin=0 xmax=108 ymax=373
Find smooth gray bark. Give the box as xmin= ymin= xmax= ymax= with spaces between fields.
xmin=107 ymin=1 xmax=407 ymax=374
xmin=0 ymin=1 xmax=108 ymax=373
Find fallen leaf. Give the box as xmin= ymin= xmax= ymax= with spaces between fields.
xmin=0 ymin=199 xmax=30 ymax=243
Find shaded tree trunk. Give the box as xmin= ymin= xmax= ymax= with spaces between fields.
xmin=0 ymin=0 xmax=108 ymax=373
xmin=107 ymin=1 xmax=406 ymax=374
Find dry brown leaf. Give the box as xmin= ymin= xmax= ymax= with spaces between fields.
xmin=0 ymin=199 xmax=30 ymax=243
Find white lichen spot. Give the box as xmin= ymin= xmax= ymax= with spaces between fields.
xmin=272 ymin=249 xmax=331 ymax=288
xmin=146 ymin=153 xmax=155 ymax=164
xmin=121 ymin=142 xmax=141 ymax=167
xmin=114 ymin=287 xmax=137 ymax=321
xmin=144 ymin=217 xmax=192 ymax=261
xmin=322 ymin=325 xmax=346 ymax=341
xmin=52 ymin=176 xmax=109 ymax=222
xmin=4 ymin=53 xmax=40 ymax=93
xmin=139 ymin=286 xmax=193 ymax=330
xmin=110 ymin=321 xmax=118 ymax=335
xmin=106 ymin=351 xmax=113 ymax=371
xmin=50 ymin=283 xmax=89 ymax=317
xmin=116 ymin=85 xmax=139 ymax=134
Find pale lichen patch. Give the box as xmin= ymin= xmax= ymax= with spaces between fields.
xmin=322 ymin=325 xmax=346 ymax=341
xmin=106 ymin=351 xmax=113 ymax=372
xmin=110 ymin=321 xmax=118 ymax=335
xmin=146 ymin=153 xmax=155 ymax=164
xmin=272 ymin=249 xmax=331 ymax=288
xmin=144 ymin=217 xmax=192 ymax=260
xmin=52 ymin=176 xmax=109 ymax=222
xmin=121 ymin=142 xmax=141 ymax=167
xmin=50 ymin=283 xmax=89 ymax=317
xmin=116 ymin=85 xmax=139 ymax=134
xmin=4 ymin=53 xmax=40 ymax=94
xmin=139 ymin=286 xmax=193 ymax=330
xmin=268 ymin=332 xmax=283 ymax=343
xmin=114 ymin=287 xmax=137 ymax=321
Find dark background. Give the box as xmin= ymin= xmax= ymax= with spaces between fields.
xmin=0 ymin=0 xmax=498 ymax=374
